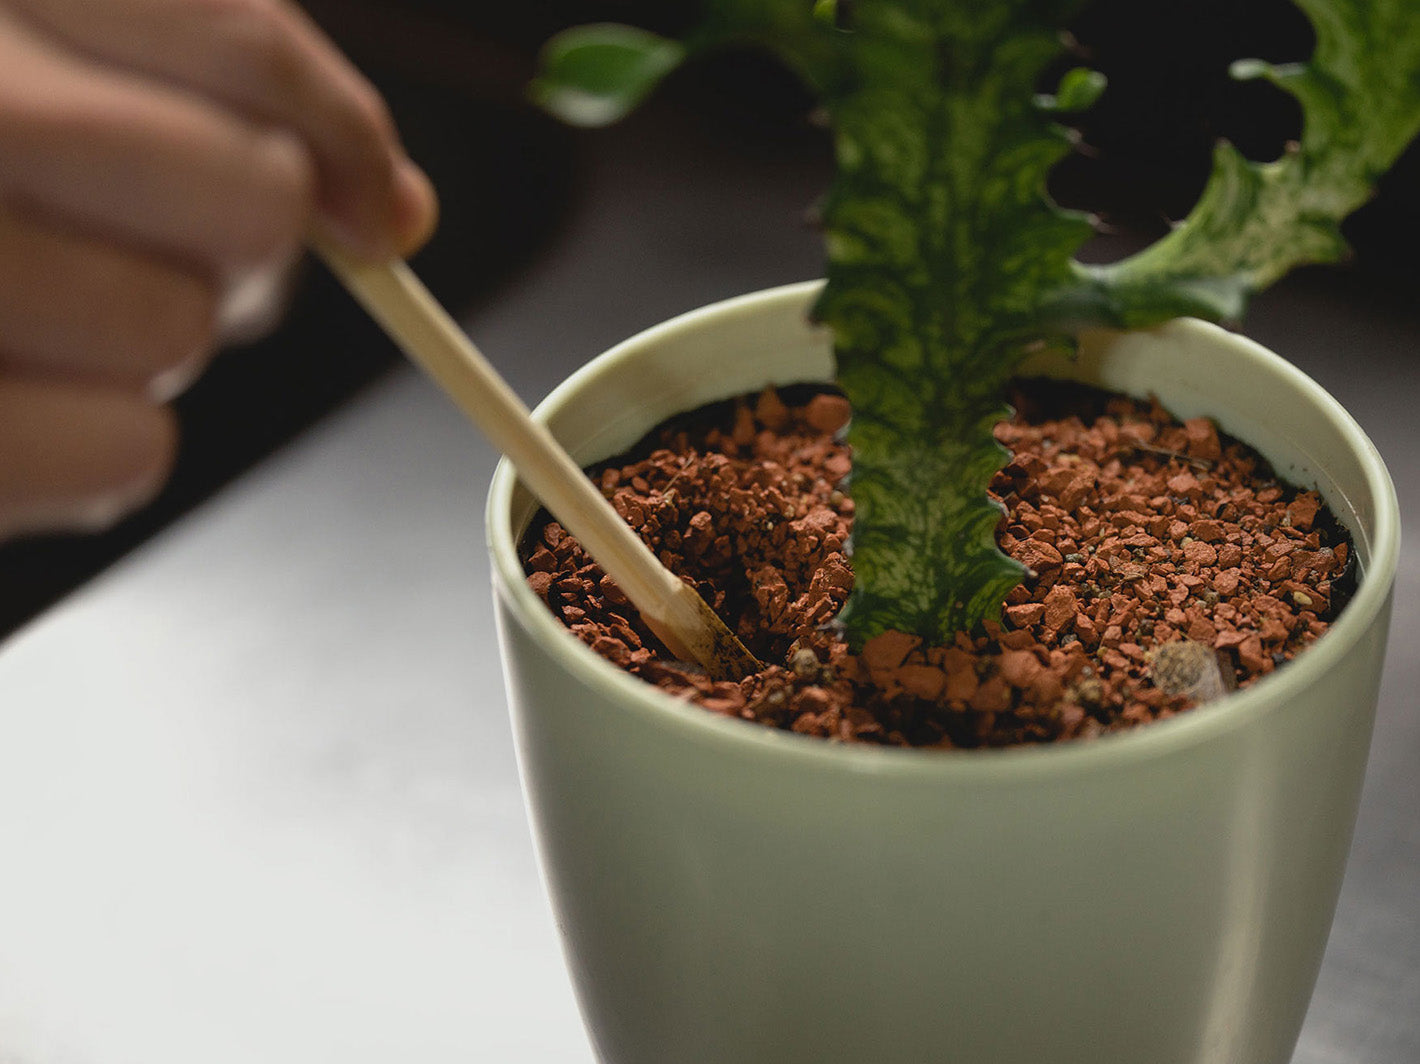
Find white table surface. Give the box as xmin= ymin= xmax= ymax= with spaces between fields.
xmin=0 ymin=109 xmax=1415 ymax=1062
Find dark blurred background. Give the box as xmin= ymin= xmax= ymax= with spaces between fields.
xmin=1 ymin=0 xmax=1414 ymax=635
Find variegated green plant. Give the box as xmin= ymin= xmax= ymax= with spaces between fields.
xmin=533 ymin=0 xmax=1420 ymax=646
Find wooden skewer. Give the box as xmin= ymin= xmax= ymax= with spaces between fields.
xmin=313 ymin=237 xmax=762 ymax=681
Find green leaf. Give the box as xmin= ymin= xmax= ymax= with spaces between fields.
xmin=1060 ymin=0 xmax=1420 ymax=328
xmin=531 ymin=24 xmax=686 ymax=128
xmin=1038 ymin=66 xmax=1107 ymax=112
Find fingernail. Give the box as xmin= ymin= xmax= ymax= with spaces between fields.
xmin=218 ymin=263 xmax=296 ymax=346
xmin=313 ymin=158 xmax=436 ymax=263
xmin=70 ymin=475 xmax=165 ymax=532
xmin=0 ymin=471 xmax=167 ymax=540
xmin=147 ymin=353 xmax=205 ymax=405
xmin=392 ymin=157 xmax=439 ymax=257
xmin=314 ymin=214 xmax=395 ymax=263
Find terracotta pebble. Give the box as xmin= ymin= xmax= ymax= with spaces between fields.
xmin=521 ymin=380 xmax=1350 ymax=748
xmin=804 ymin=393 xmax=852 ymax=434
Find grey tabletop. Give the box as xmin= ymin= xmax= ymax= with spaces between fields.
xmin=0 ymin=109 xmax=1415 ymax=1062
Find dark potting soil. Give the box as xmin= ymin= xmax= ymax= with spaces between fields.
xmin=520 ymin=381 xmax=1354 ymax=747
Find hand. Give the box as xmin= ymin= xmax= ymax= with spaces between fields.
xmin=0 ymin=0 xmax=438 ymax=539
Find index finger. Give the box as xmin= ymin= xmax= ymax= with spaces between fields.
xmin=10 ymin=0 xmax=437 ymax=259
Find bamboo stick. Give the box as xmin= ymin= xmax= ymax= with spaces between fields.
xmin=314 ymin=238 xmax=761 ymax=680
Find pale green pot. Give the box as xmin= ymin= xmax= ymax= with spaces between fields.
xmin=486 ymin=282 xmax=1399 ymax=1064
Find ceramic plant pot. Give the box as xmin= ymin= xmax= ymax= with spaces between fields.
xmin=486 ymin=281 xmax=1399 ymax=1064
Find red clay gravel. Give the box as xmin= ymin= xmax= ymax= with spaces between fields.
xmin=521 ymin=381 xmax=1353 ymax=747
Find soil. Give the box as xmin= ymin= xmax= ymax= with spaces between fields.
xmin=520 ymin=381 xmax=1354 ymax=747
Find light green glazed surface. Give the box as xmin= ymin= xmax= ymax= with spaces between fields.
xmin=486 ymin=282 xmax=1399 ymax=1064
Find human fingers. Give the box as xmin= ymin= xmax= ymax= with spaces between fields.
xmin=0 ymin=207 xmax=218 ymax=395
xmin=0 ymin=378 xmax=176 ymax=539
xmin=0 ymin=13 xmax=316 ymax=277
xmin=5 ymin=0 xmax=437 ymax=260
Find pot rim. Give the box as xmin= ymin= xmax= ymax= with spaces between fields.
xmin=485 ymin=280 xmax=1401 ymax=780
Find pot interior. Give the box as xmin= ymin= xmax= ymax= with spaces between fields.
xmin=487 ymin=281 xmax=1399 ymax=756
